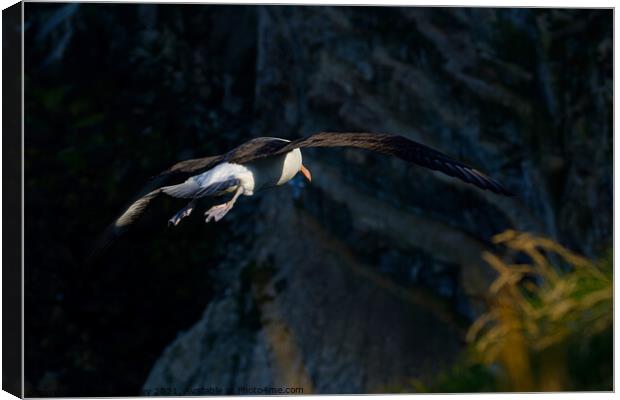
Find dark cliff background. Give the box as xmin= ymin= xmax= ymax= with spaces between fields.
xmin=23 ymin=4 xmax=612 ymax=396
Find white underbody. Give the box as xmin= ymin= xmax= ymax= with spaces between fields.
xmin=190 ymin=146 xmax=303 ymax=197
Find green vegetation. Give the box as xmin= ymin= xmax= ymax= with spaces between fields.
xmin=411 ymin=230 xmax=612 ymax=392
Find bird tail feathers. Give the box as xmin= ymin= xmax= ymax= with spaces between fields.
xmin=161 ymin=181 xmax=201 ymax=198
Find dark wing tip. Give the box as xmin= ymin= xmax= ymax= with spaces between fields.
xmin=288 ymin=132 xmax=515 ymax=197
xmin=87 ymin=224 xmax=121 ymax=265
xmin=498 ymin=186 xmax=515 ymax=196
xmin=466 ymin=168 xmax=514 ymax=196
xmin=428 ymin=157 xmax=512 ymax=197
xmin=89 ymin=188 xmax=164 ymax=262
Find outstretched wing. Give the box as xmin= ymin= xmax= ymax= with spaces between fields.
xmin=268 ymin=132 xmax=513 ymax=196
xmin=91 ymin=156 xmax=227 ymax=260
xmin=91 ymin=140 xmax=279 ymax=259
xmin=91 ymin=143 xmax=254 ymax=260
xmin=150 ymin=133 xmax=512 ymax=196
xmin=157 ymin=154 xmax=224 ymax=178
xmin=156 ymin=138 xmax=290 ymax=178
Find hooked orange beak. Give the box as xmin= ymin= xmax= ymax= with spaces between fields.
xmin=300 ymin=164 xmax=312 ymax=182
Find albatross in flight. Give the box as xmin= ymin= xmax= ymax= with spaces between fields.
xmin=96 ymin=132 xmax=512 ymax=252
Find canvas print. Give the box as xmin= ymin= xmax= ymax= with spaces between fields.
xmin=18 ymin=2 xmax=612 ymax=396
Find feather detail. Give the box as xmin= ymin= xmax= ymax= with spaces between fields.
xmin=150 ymin=133 xmax=511 ymax=196
xmin=277 ymin=132 xmax=513 ymax=196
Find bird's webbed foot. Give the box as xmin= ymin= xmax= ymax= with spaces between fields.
xmin=204 ymin=186 xmax=243 ymax=223
xmin=168 ymin=203 xmax=194 ymax=227
xmin=204 ymin=202 xmax=233 ymax=223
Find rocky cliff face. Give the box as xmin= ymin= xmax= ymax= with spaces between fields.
xmin=143 ymin=6 xmax=612 ymax=394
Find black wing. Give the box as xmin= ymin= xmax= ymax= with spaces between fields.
xmin=91 ymin=156 xmax=226 ymax=260
xmin=157 ymin=154 xmax=225 ymax=178
xmin=240 ymin=132 xmax=513 ymax=196
xmin=91 ymin=138 xmax=289 ymax=259
xmin=157 ymin=137 xmax=290 ymax=177
xmin=140 ymin=133 xmax=512 ymax=204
